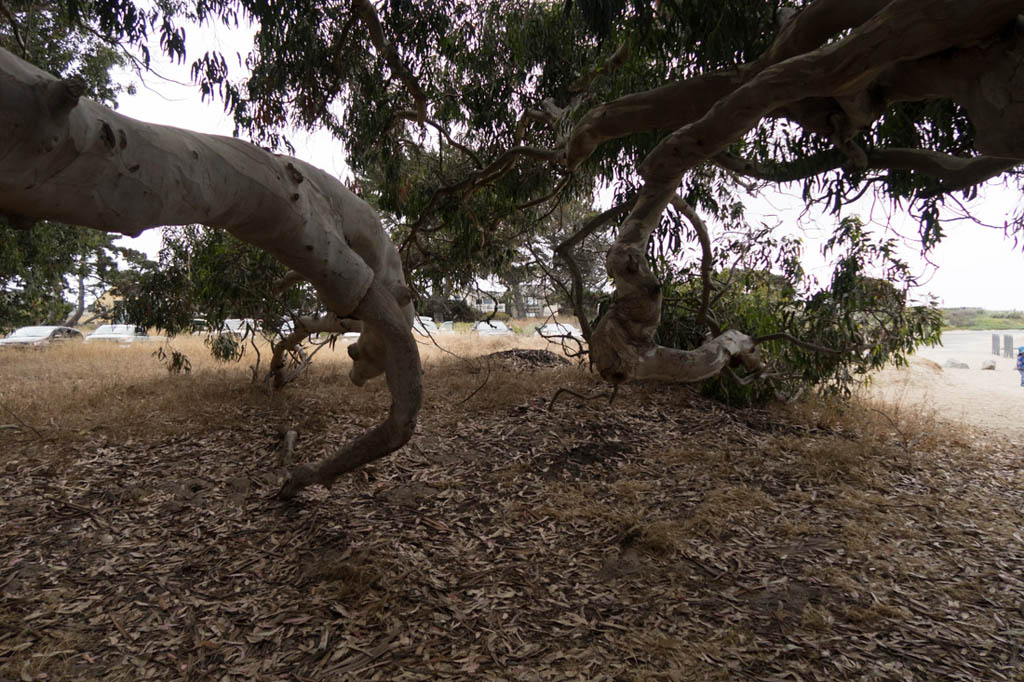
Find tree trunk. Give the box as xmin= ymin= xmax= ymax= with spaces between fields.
xmin=63 ymin=267 xmax=87 ymax=327
xmin=507 ymin=280 xmax=527 ymax=319
xmin=0 ymin=47 xmax=421 ymax=497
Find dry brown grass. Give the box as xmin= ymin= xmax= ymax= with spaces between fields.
xmin=2 ymin=335 xmax=1023 ymax=680
xmin=0 ymin=331 xmax=576 ymax=443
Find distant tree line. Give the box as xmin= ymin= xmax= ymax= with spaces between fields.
xmin=941 ymin=308 xmax=1024 ymax=330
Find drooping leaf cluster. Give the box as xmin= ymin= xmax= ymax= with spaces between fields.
xmin=0 ymin=0 xmax=128 ymax=104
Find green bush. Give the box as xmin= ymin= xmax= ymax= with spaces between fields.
xmin=419 ymin=298 xmax=476 ymax=322
xmin=655 ymin=217 xmax=942 ymax=406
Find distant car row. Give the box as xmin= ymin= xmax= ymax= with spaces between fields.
xmin=0 ymin=324 xmax=153 ymax=347
xmin=0 ymin=320 xmax=585 ymax=347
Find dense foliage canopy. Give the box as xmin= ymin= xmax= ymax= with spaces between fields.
xmin=7 ymin=0 xmax=1019 ymax=398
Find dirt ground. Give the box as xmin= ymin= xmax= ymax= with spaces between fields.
xmin=866 ymin=329 xmax=1024 ymax=441
xmin=2 ymin=337 xmax=1023 ymax=681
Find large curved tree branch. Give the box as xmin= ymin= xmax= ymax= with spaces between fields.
xmin=567 ymin=0 xmax=1024 ymax=177
xmin=351 ymin=0 xmax=427 ymax=123
xmin=870 ymin=149 xmax=1020 ymax=196
xmin=278 ymin=280 xmax=422 ymax=498
xmin=592 ymin=0 xmax=1024 ymax=387
xmin=0 ymin=46 xmax=421 ymax=497
xmin=714 ymin=148 xmax=1020 ymax=195
xmin=713 ymin=149 xmax=847 ymax=184
xmin=565 ymin=71 xmax=741 ymax=170
xmin=632 ymin=330 xmax=763 ymax=382
xmin=564 ymin=0 xmax=895 ymax=170
xmin=640 ymin=0 xmax=1024 ymax=186
xmin=757 ymin=0 xmax=893 ymax=66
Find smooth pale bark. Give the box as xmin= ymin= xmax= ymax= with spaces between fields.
xmin=0 ymin=46 xmax=421 ymax=497
xmin=277 ymin=282 xmax=421 ymax=499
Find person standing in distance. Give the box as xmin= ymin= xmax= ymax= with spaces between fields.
xmin=1016 ymin=346 xmax=1024 ymax=387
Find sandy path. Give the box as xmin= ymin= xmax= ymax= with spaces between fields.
xmin=866 ymin=329 xmax=1024 ymax=441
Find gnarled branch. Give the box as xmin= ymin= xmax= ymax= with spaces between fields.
xmin=0 ymin=46 xmax=421 ymax=499
xmin=669 ymin=195 xmax=721 ymax=337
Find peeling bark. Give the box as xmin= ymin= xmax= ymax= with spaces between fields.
xmin=0 ymin=47 xmax=421 ymax=497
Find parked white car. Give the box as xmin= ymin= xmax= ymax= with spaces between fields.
xmin=0 ymin=325 xmax=83 ymax=347
xmin=472 ymin=320 xmax=514 ymax=336
xmin=84 ymin=324 xmax=151 ymax=344
xmin=220 ymin=318 xmax=259 ymax=337
xmin=413 ymin=316 xmax=439 ymax=336
xmin=535 ymin=323 xmax=584 ymax=341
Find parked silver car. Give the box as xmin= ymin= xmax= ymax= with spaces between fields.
xmin=84 ymin=324 xmax=151 ymax=344
xmin=471 ymin=320 xmax=514 ymax=336
xmin=535 ymin=323 xmax=584 ymax=341
xmin=0 ymin=325 xmax=84 ymax=347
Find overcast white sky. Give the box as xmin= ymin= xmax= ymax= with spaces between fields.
xmin=108 ymin=24 xmax=1024 ymax=311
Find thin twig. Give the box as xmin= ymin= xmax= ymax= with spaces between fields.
xmin=454 ymin=356 xmax=493 ymax=407
xmin=670 ymin=194 xmax=722 ymax=336
xmin=554 ymin=196 xmax=637 ymax=342
xmin=547 ymin=384 xmax=618 ymax=411
xmin=0 ymin=401 xmax=42 ymax=439
xmin=515 ymin=173 xmax=572 ymax=210
xmin=352 ymin=0 xmax=428 ymax=122
xmin=755 ymin=331 xmax=876 ymax=355
xmin=394 ymin=110 xmax=483 ymax=168
xmin=0 ymin=0 xmax=27 ymax=57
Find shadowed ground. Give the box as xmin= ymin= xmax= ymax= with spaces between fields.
xmin=1 ymin=337 xmax=1022 ymax=680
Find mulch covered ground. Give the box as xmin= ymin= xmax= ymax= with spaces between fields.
xmin=2 ymin=362 xmax=1024 ymax=681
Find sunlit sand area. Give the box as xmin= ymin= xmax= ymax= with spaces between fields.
xmin=867 ymin=329 xmax=1024 ymax=441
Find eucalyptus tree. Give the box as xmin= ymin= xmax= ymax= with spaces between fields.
xmin=2 ymin=0 xmax=1021 ymax=495
xmin=0 ymin=220 xmax=133 ymax=328
xmin=0 ymin=46 xmax=418 ymax=499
